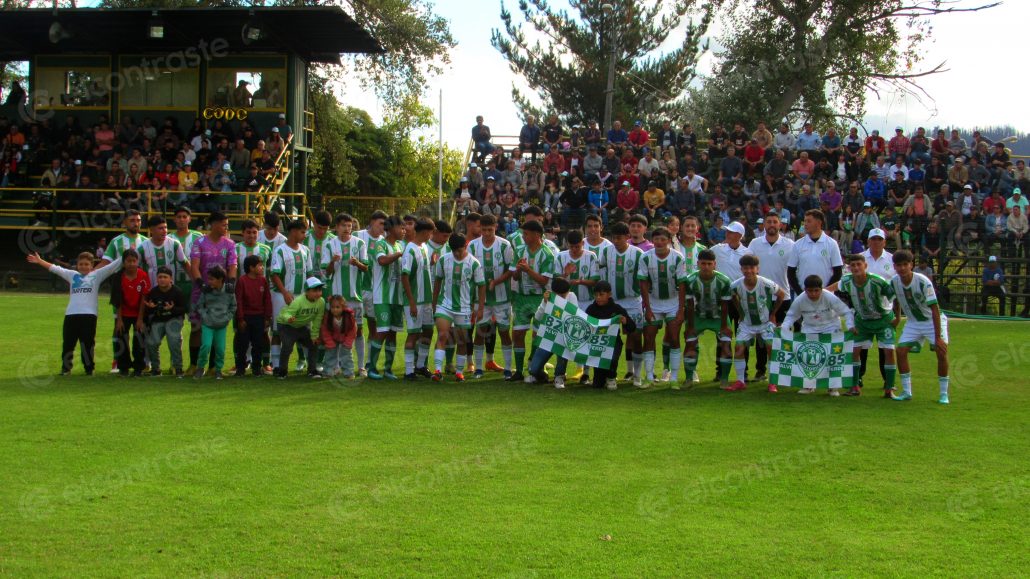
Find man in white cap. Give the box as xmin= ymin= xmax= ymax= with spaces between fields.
xmin=853 ymin=227 xmax=896 ymax=393
xmin=275 ymin=113 xmax=293 ymax=139
xmin=982 ymin=255 xmax=1006 ymax=314
xmin=712 ymin=219 xmax=754 ymax=379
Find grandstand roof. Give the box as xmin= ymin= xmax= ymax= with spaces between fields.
xmin=0 ymin=6 xmax=382 ymax=63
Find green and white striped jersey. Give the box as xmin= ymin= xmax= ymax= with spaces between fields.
xmin=354 ymin=229 xmax=381 ymax=293
xmin=638 ymin=249 xmax=688 ymax=301
xmin=426 ymin=240 xmax=447 ymax=262
xmin=269 ymin=243 xmax=314 ymax=296
xmin=680 ymin=242 xmax=707 ymax=274
xmin=304 ymin=231 xmax=336 ymax=276
xmin=731 ymin=275 xmax=780 ymax=326
xmin=321 ymin=236 xmax=367 ymax=301
xmin=468 ymin=236 xmax=515 ymax=305
xmin=891 ymin=272 xmax=937 ymax=322
xmin=169 ymin=230 xmax=202 ymax=284
xmin=434 ymin=252 xmax=485 ymax=314
xmin=684 ymin=270 xmax=733 ymax=320
xmin=598 ymin=244 xmax=644 ymax=300
xmin=257 ymin=229 xmax=286 ymax=252
xmin=557 ymin=249 xmax=600 ymax=304
xmin=235 ymin=242 xmax=272 ymax=272
xmin=839 ymin=273 xmax=895 ymax=321
xmin=370 ymin=238 xmax=404 ymax=305
xmin=138 ymin=237 xmax=187 ymax=286
xmin=400 ymin=241 xmax=434 ymax=305
xmin=585 ymin=237 xmax=613 ymax=259
xmin=511 ymin=243 xmax=556 ymax=296
xmin=104 ymin=232 xmax=148 ymax=262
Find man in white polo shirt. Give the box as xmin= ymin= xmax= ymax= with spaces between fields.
xmin=747 ymin=211 xmax=795 ymax=379
xmin=787 ymin=208 xmax=843 ymax=296
xmin=712 ymin=219 xmax=754 ymax=379
xmin=857 ymin=227 xmax=895 ymax=391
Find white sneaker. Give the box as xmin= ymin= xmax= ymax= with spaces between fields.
xmin=829 ymin=389 xmax=841 ymax=397
xmin=660 ymin=369 xmax=672 ymax=383
xmin=524 ymin=375 xmax=537 ymax=384
xmin=358 ymin=368 xmax=368 ymax=378
xmin=554 ymin=376 xmax=565 ymax=389
xmin=638 ymin=381 xmax=651 ymax=390
xmin=605 ymin=378 xmax=618 ymax=391
xmin=296 ymin=360 xmax=307 ymax=372
xmin=692 ymin=370 xmax=700 ymax=384
xmin=633 ymin=375 xmax=642 ymax=388
xmin=798 ymin=387 xmax=816 ymax=395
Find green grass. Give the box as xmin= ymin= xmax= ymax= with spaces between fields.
xmin=1 ymin=292 xmax=1028 ymax=576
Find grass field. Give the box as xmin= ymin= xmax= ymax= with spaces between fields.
xmin=1 ymin=292 xmax=1028 ymax=576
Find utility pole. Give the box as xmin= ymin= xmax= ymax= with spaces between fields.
xmin=602 ymin=3 xmax=616 ymax=133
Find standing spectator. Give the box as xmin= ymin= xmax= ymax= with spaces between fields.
xmin=471 ymin=115 xmax=493 ymax=163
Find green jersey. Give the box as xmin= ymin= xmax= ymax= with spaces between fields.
xmin=511 ymin=243 xmax=556 ymax=296
xmin=304 ymin=231 xmax=336 ymax=276
xmin=638 ymin=249 xmax=688 ymax=302
xmin=235 ymin=242 xmax=272 ymax=271
xmin=269 ymin=243 xmax=314 ymax=296
xmin=556 ymin=249 xmax=600 ymax=304
xmin=400 ymin=241 xmax=434 ymax=305
xmin=680 ymin=242 xmax=707 ymax=274
xmin=730 ymin=275 xmax=780 ymax=326
xmin=104 ymin=232 xmax=147 ymax=262
xmin=322 ymin=236 xmax=367 ymax=301
xmin=353 ymin=229 xmax=381 ymax=293
xmin=138 ymin=237 xmax=188 ymax=287
xmin=370 ymin=238 xmax=404 ymax=305
xmin=468 ymin=236 xmax=515 ymax=305
xmin=839 ymin=273 xmax=895 ymax=321
xmin=598 ymin=244 xmax=645 ymax=300
xmin=684 ymin=270 xmax=733 ymax=320
xmin=891 ymin=272 xmax=937 ymax=322
xmin=434 ymin=253 xmax=485 ymax=314
xmin=585 ymin=237 xmax=613 ymax=260
xmin=169 ymin=230 xmax=202 ymax=285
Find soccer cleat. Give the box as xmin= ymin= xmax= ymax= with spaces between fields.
xmin=227 ymin=366 xmax=237 ymax=374
xmin=174 ymin=369 xmax=185 ymax=379
xmin=767 ymin=383 xmax=778 ymax=393
xmin=415 ymin=367 xmax=432 ymax=378
xmin=938 ymin=393 xmax=950 ymax=405
xmin=623 ymin=370 xmax=635 ymax=380
xmin=485 ymin=361 xmax=504 ymax=372
xmin=660 ymin=369 xmax=672 ymax=383
xmin=845 ymin=386 xmax=862 ymax=396
xmin=367 ymin=370 xmax=384 ymax=380
xmin=719 ymin=381 xmax=732 ymax=390
xmin=554 ymin=376 xmax=565 ymax=389
xmin=276 ymin=370 xmax=287 ymax=380
xmin=383 ymin=371 xmax=399 ymax=380
xmin=263 ymin=365 xmax=275 ymax=376
xmin=431 ymin=370 xmax=443 ymax=382
xmin=503 ymin=370 xmax=513 ymax=381
xmin=510 ymin=372 xmax=525 ymax=383
xmin=455 ymin=372 xmax=466 ymax=382
xmin=296 ymin=360 xmax=307 ymax=372
xmin=797 ymin=387 xmax=816 ymax=395
xmin=892 ymin=392 xmax=912 ymax=401
xmin=358 ymin=368 xmax=368 ymax=378
xmin=234 ymin=370 xmax=246 ymax=378
xmin=883 ymin=388 xmax=895 ymax=399
xmin=692 ymin=371 xmax=701 ymax=384
xmin=404 ymin=373 xmax=418 ymax=381
xmin=829 ymin=389 xmax=841 ymax=397
xmin=637 ymin=381 xmax=652 ymax=390
xmin=193 ymin=369 xmax=204 ymax=380
xmin=473 ymin=370 xmax=485 ymax=379
xmin=605 ymin=378 xmax=618 ymax=391
xmin=150 ymin=369 xmax=163 ymax=377
xmin=523 ymin=374 xmax=537 ymax=384
xmin=728 ymin=380 xmax=747 ymax=391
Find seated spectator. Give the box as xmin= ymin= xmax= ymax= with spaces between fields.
xmin=615 ymin=181 xmax=639 ymax=215
xmin=948 ymin=130 xmax=968 ymax=161
xmin=471 ymin=115 xmax=493 ymax=163
xmin=1008 ymin=205 xmax=1028 ymax=255
xmin=743 ymin=139 xmax=765 ymax=177
xmin=607 ymin=120 xmax=628 ymax=147
xmin=887 ymin=172 xmax=909 ymax=209
xmin=642 ymin=181 xmax=667 ymax=220
xmin=583 ymin=121 xmax=603 ymax=147
xmin=819 ymin=181 xmax=842 ymax=212
xmin=708 ymin=216 xmax=727 ymax=244
xmin=718 ymin=146 xmax=744 ymax=189
xmin=1008 ymin=188 xmax=1029 ymax=213
xmin=791 ymin=151 xmax=814 ymax=183
xmin=628 ymin=121 xmax=649 ymax=153
xmin=864 ymin=130 xmax=886 ymax=163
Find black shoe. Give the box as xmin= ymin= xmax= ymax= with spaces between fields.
xmin=234 ymin=370 xmax=247 ymax=378
xmin=623 ymin=370 xmax=634 ymax=380
xmin=276 ymin=370 xmax=287 ymax=380
xmin=533 ymin=371 xmax=549 ymax=384
xmin=131 ymin=370 xmax=143 ymax=378
xmin=414 ymin=367 xmax=432 ymax=378
xmin=174 ymin=369 xmax=185 ymax=379
xmin=579 ymin=373 xmax=590 ymax=385
xmin=149 ymin=368 xmax=162 ymax=377
xmin=85 ymin=370 xmax=94 ymax=376
xmin=252 ymin=369 xmax=263 ymax=377
xmin=118 ymin=371 xmax=129 ymax=378
xmin=509 ymin=372 xmax=525 ymax=382
xmin=404 ymin=372 xmax=418 ymax=381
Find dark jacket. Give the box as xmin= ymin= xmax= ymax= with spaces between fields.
xmin=585 ymin=301 xmax=636 ymax=339
xmin=145 ymin=284 xmax=188 ymax=322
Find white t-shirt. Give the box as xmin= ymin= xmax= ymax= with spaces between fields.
xmin=781 ymin=291 xmax=854 ymax=334
xmin=711 ymin=242 xmax=753 ymax=282
xmin=787 ymin=233 xmax=843 ymax=287
xmin=50 ymin=258 xmax=123 ymax=316
xmin=747 ymin=234 xmax=795 ymax=295
xmin=861 ymin=249 xmax=895 ymax=280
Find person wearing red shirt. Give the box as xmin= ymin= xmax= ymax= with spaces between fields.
xmin=743 ymin=139 xmax=766 ymax=177
xmin=888 ymin=127 xmax=910 ymax=161
xmin=619 ymin=164 xmax=639 ymax=192
xmin=110 ymin=248 xmax=151 ymax=376
xmin=616 ymin=181 xmax=640 ymax=214
xmin=931 ymin=129 xmax=951 ymax=164
xmin=864 ymin=130 xmax=886 ymax=163
xmin=234 ymin=254 xmax=273 ymax=376
xmin=543 ymin=148 xmax=564 ymax=174
xmin=619 ymin=148 xmax=638 ymax=169
xmin=628 ymin=121 xmax=650 ymax=154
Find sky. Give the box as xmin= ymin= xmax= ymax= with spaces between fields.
xmin=336 ymin=0 xmax=1027 ymax=150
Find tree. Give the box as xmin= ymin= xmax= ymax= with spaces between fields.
xmin=691 ymin=0 xmax=998 ymax=130
xmin=491 ymin=0 xmax=713 ymax=127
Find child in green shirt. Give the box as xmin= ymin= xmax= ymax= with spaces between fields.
xmin=274 ymin=276 xmax=326 ymax=379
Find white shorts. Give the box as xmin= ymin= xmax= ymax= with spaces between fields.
xmin=647 ymin=298 xmax=680 ymax=323
xmin=899 ymin=316 xmax=949 ymax=350
xmin=271 ymin=292 xmax=287 ymax=332
xmin=616 ymin=298 xmax=644 ymax=331
xmin=347 ymin=300 xmax=364 ymax=327
xmin=435 ymin=305 xmax=472 ymax=329
xmin=405 ymin=303 xmax=435 ymax=331
xmin=478 ymin=303 xmax=512 ymax=328
xmin=736 ymin=322 xmax=775 ymax=345
xmin=361 ymin=291 xmax=374 ymax=320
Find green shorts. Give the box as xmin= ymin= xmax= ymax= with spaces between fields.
xmin=374 ymin=303 xmax=404 ymax=332
xmin=513 ymin=294 xmax=543 ymax=331
xmin=686 ymin=316 xmax=730 ymax=342
xmin=849 ymin=317 xmax=897 ymax=350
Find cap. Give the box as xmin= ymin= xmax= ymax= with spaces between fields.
xmin=460 ymin=177 xmax=469 ymax=183
xmin=222 ymin=163 xmax=231 ymax=171
xmin=486 ymin=176 xmax=496 ymax=181
xmin=184 ymin=160 xmax=192 ymax=166
xmin=238 ymin=80 xmax=249 ymax=85
xmin=1014 ymin=188 xmax=1023 ymax=195
xmin=204 ymin=129 xmax=212 ymax=136
xmin=964 ymin=183 xmax=973 ymax=190
xmin=863 ymin=201 xmax=872 ymax=207
xmin=634 ymin=120 xmax=642 ymax=126
xmin=74 ymin=159 xmax=82 ymax=165
xmin=946 ymin=200 xmax=954 ymax=206
xmin=621 ymin=180 xmax=630 ymax=187
xmin=872 ymin=129 xmax=879 ymax=135
xmin=989 ymin=255 xmax=998 ymax=262
xmin=868 ymin=228 xmax=885 ymax=239
xmin=469 ymin=162 xmax=477 ymax=168
xmin=895 ymin=126 xmax=904 ymax=131
xmin=756 ymin=218 xmax=764 ymax=224
xmin=304 ymin=277 xmax=324 ymax=290
xmin=271 ymin=127 xmax=279 ymax=133
xmin=560 ymin=171 xmax=568 ymax=176
xmin=648 ymin=180 xmax=657 ymax=188
xmin=278 ymin=113 xmax=286 ymax=119
xmin=723 ymin=221 xmax=746 ymax=235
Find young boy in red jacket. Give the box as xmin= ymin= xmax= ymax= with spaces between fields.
xmin=320 ymin=296 xmax=357 ymax=378
xmin=234 ymin=254 xmax=272 ymax=377
xmin=110 ymin=248 xmax=150 ymax=377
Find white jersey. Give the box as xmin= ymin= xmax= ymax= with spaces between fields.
xmin=269 ymin=243 xmax=314 ymax=296
xmin=891 ymin=272 xmax=938 ymax=322
xmin=679 ymin=242 xmax=707 ymax=274
xmin=781 ymin=291 xmax=854 ymax=334
xmin=787 ymin=233 xmax=843 ymax=286
xmin=400 ymin=241 xmax=433 ymax=305
xmin=169 ymin=229 xmax=202 ymax=285
xmin=322 ymin=236 xmax=367 ymax=301
xmin=585 ymin=237 xmax=613 ymax=260
xmin=354 ymin=229 xmax=382 ymax=293
xmin=138 ymin=237 xmax=188 ymax=287
xmin=49 ymin=258 xmax=123 ymax=316
xmin=731 ymin=275 xmax=781 ymax=327
xmin=468 ymin=236 xmax=515 ymax=305
xmin=258 ymin=229 xmax=286 ymax=251
xmin=434 ymin=253 xmax=485 ymax=314
xmin=304 ymin=231 xmax=336 ymax=276
xmin=862 ymin=249 xmax=896 ymax=280
xmin=557 ymin=249 xmax=600 ymax=303
xmin=598 ymin=244 xmax=645 ymax=300
xmin=711 ymin=242 xmax=754 ymax=282
xmin=747 ymin=235 xmax=795 ymax=294
xmin=638 ymin=249 xmax=687 ymax=302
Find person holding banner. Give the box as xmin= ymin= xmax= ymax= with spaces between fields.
xmin=889 ymin=250 xmax=951 ymax=404
xmin=780 ymin=275 xmax=856 ymax=396
xmin=682 ymin=250 xmax=734 ymax=389
xmin=827 ymin=254 xmax=899 ymax=398
xmin=638 ymin=227 xmax=688 ymax=387
xmin=526 ymin=278 xmax=577 ymax=388
xmin=509 ymin=220 xmax=557 ymax=382
xmin=584 ymin=281 xmax=636 ymax=390
xmin=729 ymin=255 xmax=786 ymax=392
xmin=431 ymin=233 xmax=486 ymax=382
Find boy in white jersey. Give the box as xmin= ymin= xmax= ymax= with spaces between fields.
xmin=637 ymin=227 xmax=687 ymax=386
xmin=323 ymin=213 xmax=369 ymax=374
xmin=781 ymin=275 xmax=856 ymax=396
xmin=269 ymin=219 xmax=315 ymax=371
xmin=671 ymin=215 xmax=707 ymax=384
xmin=584 ymin=213 xmax=614 ymax=257
xmin=354 ymin=210 xmax=387 ymax=376
xmin=555 ymin=230 xmax=598 ymax=383
xmin=468 ymin=214 xmax=516 ymax=379
xmin=258 ymin=211 xmax=287 ymax=251
xmin=597 ymin=222 xmax=646 ymax=386
xmin=170 ymin=207 xmax=204 ymax=367
xmin=139 ymin=215 xmax=188 ymax=287
xmin=27 ymin=251 xmax=123 ymax=375
xmin=367 ymin=215 xmax=406 ymax=380
xmin=400 ymin=218 xmax=436 ymax=380
xmin=426 ymin=220 xmax=456 ymax=372
xmin=431 ymin=233 xmax=486 ymax=382
xmin=304 ymin=210 xmax=336 ymax=279
xmin=729 ymin=254 xmax=785 ymax=392
xmin=889 ymin=250 xmax=951 ymax=404
xmin=509 ymin=220 xmax=556 ymax=381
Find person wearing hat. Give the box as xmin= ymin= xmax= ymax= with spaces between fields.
xmin=275 ymin=113 xmax=293 ymax=139
xmin=947 ymin=156 xmax=968 ymax=192
xmin=274 ymin=276 xmax=326 ymax=379
xmin=1006 ymin=187 xmax=1029 ymax=213
xmin=232 ymin=79 xmax=252 ymax=108
xmin=888 ymin=127 xmax=909 ymax=161
xmin=981 ymin=255 xmax=1007 ymax=315
xmin=628 ymin=120 xmax=650 ymax=156
xmin=855 ymin=201 xmax=881 ymax=240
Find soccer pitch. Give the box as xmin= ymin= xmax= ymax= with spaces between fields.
xmin=1 ymin=293 xmax=1028 ymax=576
